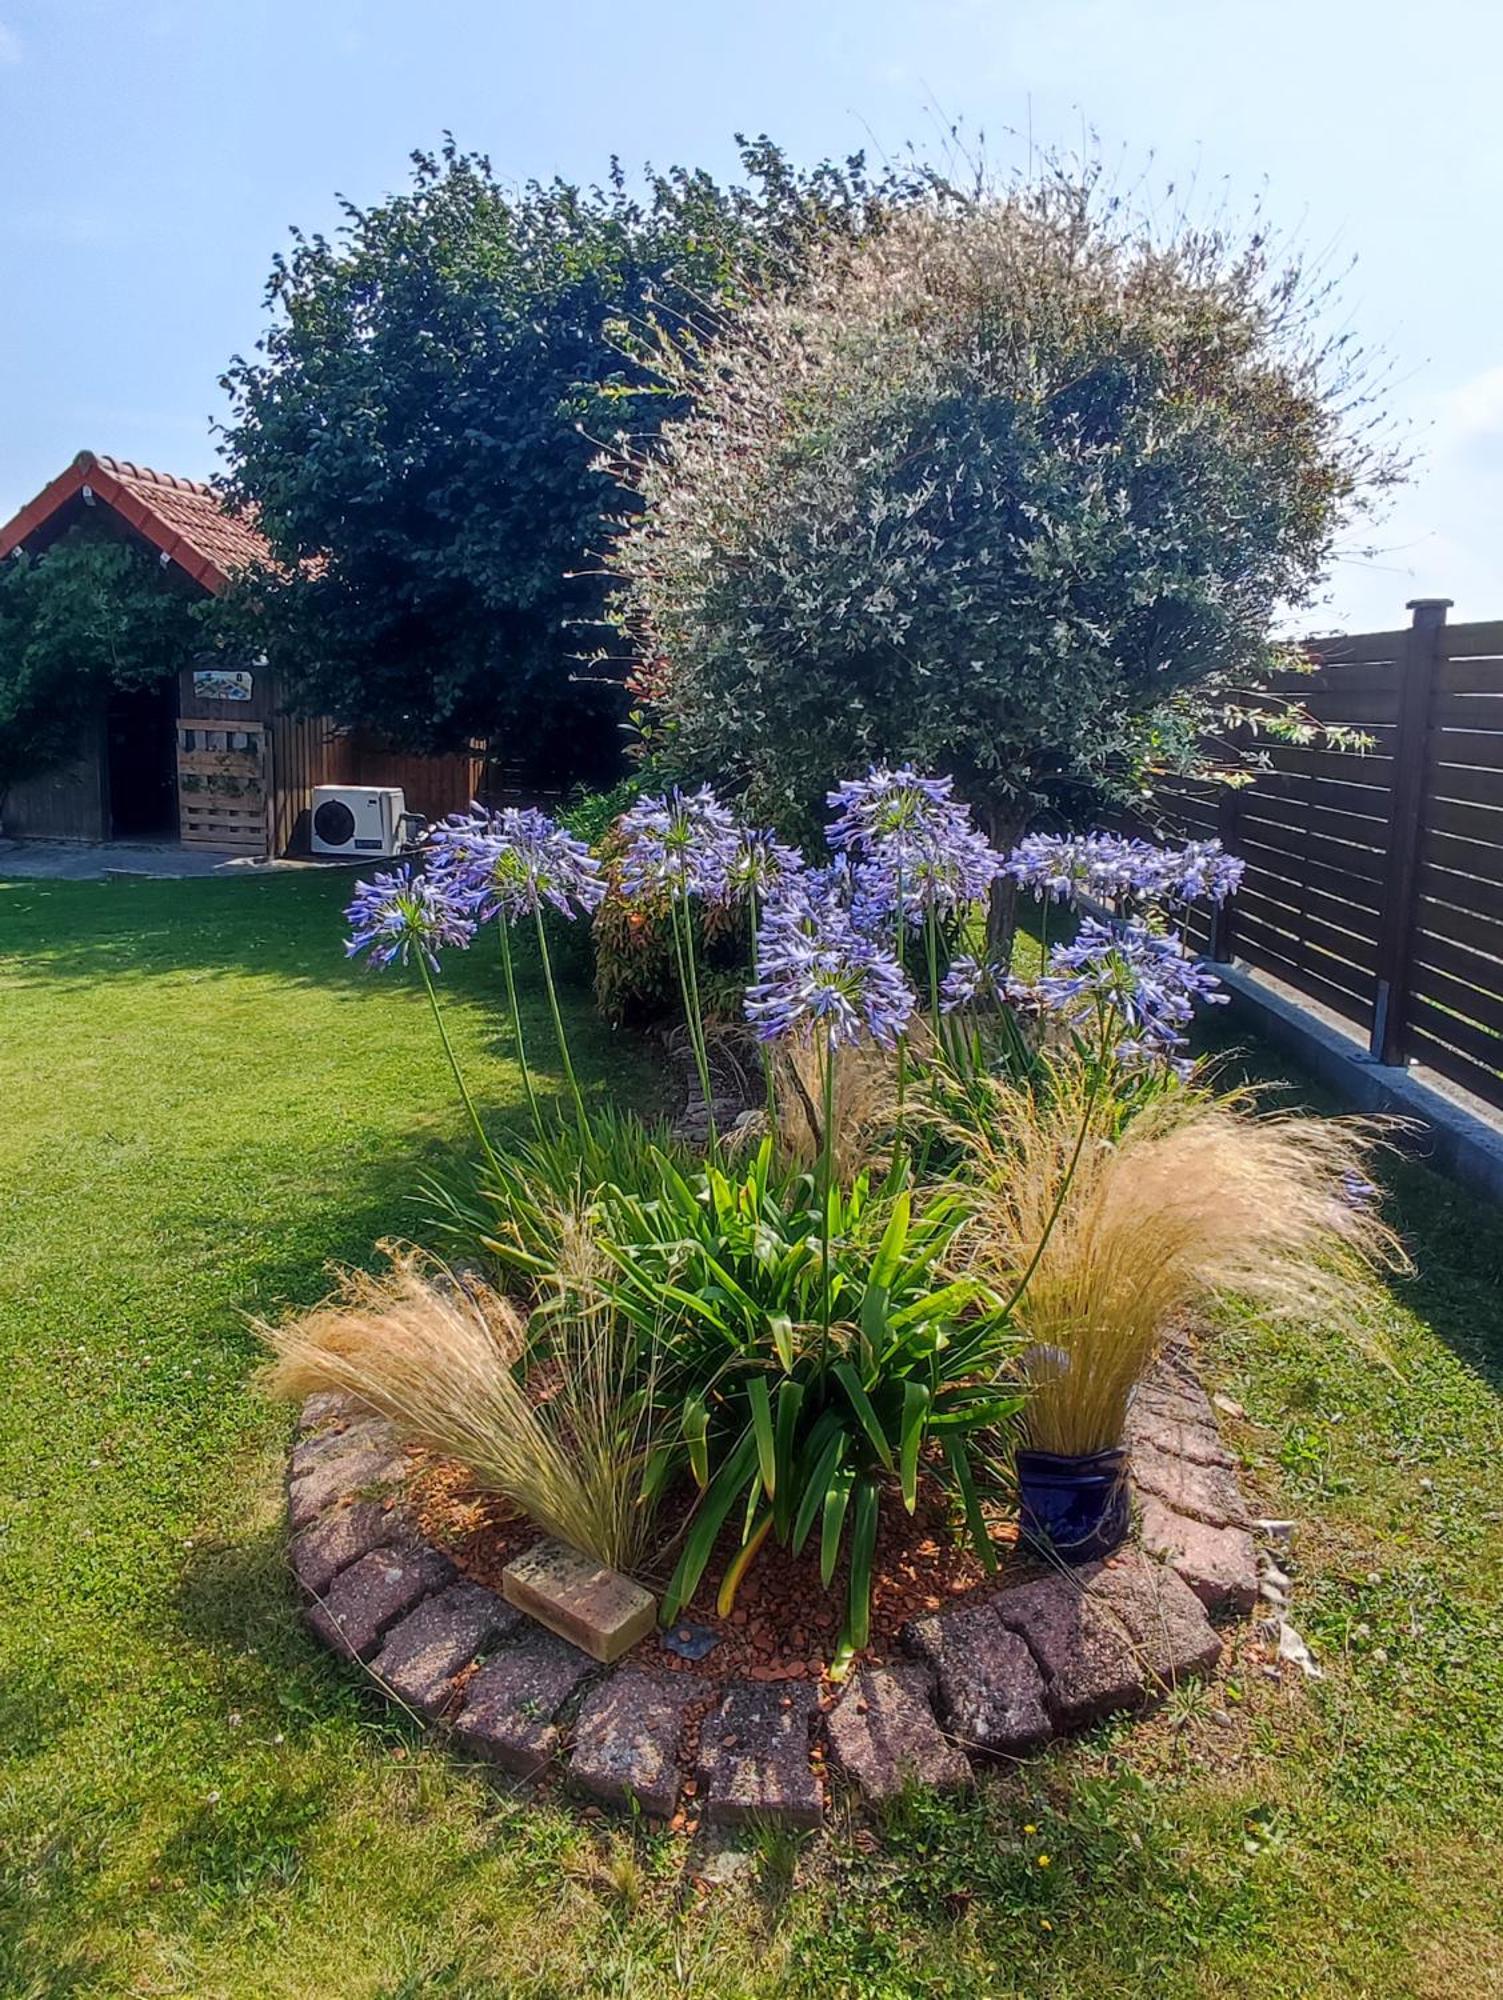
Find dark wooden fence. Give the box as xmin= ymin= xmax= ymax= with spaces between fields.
xmin=1156 ymin=599 xmax=1503 ymax=1112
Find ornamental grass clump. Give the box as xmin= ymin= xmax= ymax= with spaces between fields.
xmin=955 ymin=1069 xmax=1406 ymax=1458
xmin=259 ymin=1249 xmax=664 ymax=1575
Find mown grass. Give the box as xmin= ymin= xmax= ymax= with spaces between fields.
xmin=2 ymin=869 xmax=1500 ymax=1998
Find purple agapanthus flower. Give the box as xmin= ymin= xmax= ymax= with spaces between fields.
xmin=746 ymin=875 xmax=915 ymax=1050
xmin=617 ymin=786 xmax=741 ymax=904
xmin=1167 ymin=839 xmax=1246 ymax=906
xmin=1004 ymin=830 xmax=1246 ymax=912
xmin=939 ymin=954 xmax=1041 ymax=1014
xmin=426 ymin=804 xmax=603 ymax=923
xmin=345 ymin=865 xmax=476 ymax=973
xmin=1036 ymin=916 xmax=1227 ymax=1065
xmin=729 ymin=826 xmax=804 ymax=903
xmin=826 ymin=764 xmax=958 ymax=857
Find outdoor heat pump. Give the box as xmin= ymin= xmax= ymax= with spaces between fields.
xmin=310 ymin=785 xmax=413 ymax=858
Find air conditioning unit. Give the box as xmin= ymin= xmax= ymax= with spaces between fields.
xmin=311 ymin=785 xmax=408 ymax=858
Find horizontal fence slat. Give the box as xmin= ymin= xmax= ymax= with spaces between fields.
xmin=1234 ymin=909 xmax=1377 ymax=1001
xmin=1235 ymin=884 xmax=1381 ymax=967
xmin=1295 ymin=691 xmax=1402 ymax=727
xmin=1437 ymin=658 xmax=1503 ymax=694
xmin=1428 ymin=727 xmax=1503 ymax=771
xmin=1270 ymin=665 xmax=1400 ymax=699
xmin=1241 ymin=770 xmax=1394 ymax=818
xmin=1421 ymin=827 xmax=1503 ymax=889
xmin=1409 ymin=959 xmax=1503 ymax=1040
xmin=1404 ymin=1029 xmax=1503 ymax=1108
xmin=1415 ymin=895 xmax=1503 ymax=965
xmin=1251 ymin=743 xmax=1395 ymax=787
xmin=1422 ymin=795 xmax=1503 ymax=848
xmin=1238 ymin=842 xmax=1385 ymax=913
xmin=1234 ymin=814 xmax=1387 ymax=883
xmin=1431 ymin=692 xmax=1503 ymax=729
xmin=1424 ymin=759 xmax=1503 ymax=808
xmin=1438 ymin=621 xmax=1503 ymax=660
xmin=1418 ymin=861 xmax=1503 ymax=928
xmin=1304 ymin=629 xmax=1409 ymax=668
xmin=1241 ymin=789 xmax=1390 ymax=842
xmin=1406 ymin=994 xmax=1503 ymax=1078
xmin=1235 ymin=937 xmax=1374 ymax=1028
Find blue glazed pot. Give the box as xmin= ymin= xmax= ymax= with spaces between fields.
xmin=1016 ymin=1445 xmax=1131 ymax=1564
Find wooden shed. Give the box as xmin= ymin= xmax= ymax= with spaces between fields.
xmin=0 ymin=451 xmax=484 ymax=856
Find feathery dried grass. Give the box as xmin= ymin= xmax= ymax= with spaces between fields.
xmin=258 ymin=1244 xmax=663 ymax=1574
xmin=771 ymin=1036 xmax=901 ymax=1178
xmin=958 ymin=1069 xmax=1407 ymax=1456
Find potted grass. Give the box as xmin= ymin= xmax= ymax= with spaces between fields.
xmin=958 ymin=1053 xmax=1403 ymax=1564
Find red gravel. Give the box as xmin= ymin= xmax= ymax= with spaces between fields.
xmin=411 ymin=1455 xmax=1025 ymax=1687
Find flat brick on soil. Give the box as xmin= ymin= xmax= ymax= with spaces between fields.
xmin=697 ymin=1681 xmax=822 ymax=1829
xmin=826 ymin=1667 xmax=973 ymax=1800
xmin=1084 ymin=1551 xmax=1223 ymax=1686
xmin=290 ymin=1416 xmax=396 ymax=1482
xmin=568 ymin=1668 xmax=699 ymax=1818
xmin=305 ymin=1544 xmax=456 ymax=1660
xmin=1130 ymin=1443 xmax=1250 ymax=1530
xmin=451 ymin=1631 xmax=598 ymax=1778
xmin=289 ymin=1498 xmax=406 ymax=1597
xmin=370 ymin=1581 xmax=520 ymax=1718
xmin=502 ymin=1537 xmax=656 ymax=1665
xmin=994 ymin=1574 xmax=1149 ymax=1729
xmin=287 ymin=1437 xmax=409 ymax=1531
xmin=1138 ymin=1495 xmax=1259 ymax=1617
xmin=903 ymin=1603 xmax=1052 ymax=1758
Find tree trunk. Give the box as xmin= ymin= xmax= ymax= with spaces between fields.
xmin=984 ymin=802 xmax=1028 ymax=967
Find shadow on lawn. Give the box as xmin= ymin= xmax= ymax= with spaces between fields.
xmin=0 ymin=868 xmax=599 ymax=1009
xmin=1196 ymin=1015 xmax=1503 ymax=1399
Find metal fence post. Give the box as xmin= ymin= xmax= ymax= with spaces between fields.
xmin=1370 ymin=597 xmax=1450 ymax=1065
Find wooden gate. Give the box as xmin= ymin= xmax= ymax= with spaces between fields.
xmin=175 ymin=717 xmax=271 ymax=854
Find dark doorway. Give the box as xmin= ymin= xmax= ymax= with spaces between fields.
xmin=106 ymin=678 xmax=179 ymax=839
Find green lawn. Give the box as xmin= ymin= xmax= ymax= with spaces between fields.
xmin=2 ymin=869 xmax=1501 ymax=1998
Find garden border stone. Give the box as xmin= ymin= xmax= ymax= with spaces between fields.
xmin=286 ymin=1330 xmax=1260 ymax=1826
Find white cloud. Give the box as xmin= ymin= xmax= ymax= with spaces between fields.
xmin=0 ymin=22 xmax=20 ymax=65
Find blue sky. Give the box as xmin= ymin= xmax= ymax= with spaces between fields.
xmin=2 ymin=0 xmax=1500 ymax=630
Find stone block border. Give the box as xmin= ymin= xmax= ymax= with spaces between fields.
xmin=286 ymin=1339 xmax=1261 ymax=1828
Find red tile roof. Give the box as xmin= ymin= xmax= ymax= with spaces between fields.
xmin=0 ymin=450 xmax=271 ymax=594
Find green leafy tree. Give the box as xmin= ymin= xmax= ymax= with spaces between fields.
xmin=605 ymin=166 xmax=1404 ymax=929
xmin=0 ymin=531 xmax=205 ymax=803
xmin=217 ymin=138 xmax=911 ymax=784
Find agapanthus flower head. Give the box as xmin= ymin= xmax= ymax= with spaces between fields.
xmin=1167 ymin=839 xmax=1246 ymax=906
xmin=345 ymin=865 xmax=476 ymax=973
xmin=427 ymin=804 xmax=603 ymax=923
xmin=885 ymin=818 xmax=1001 ymax=923
xmin=617 ymin=785 xmax=741 ymax=904
xmin=826 ymin=764 xmax=958 ymax=857
xmin=793 ymin=852 xmax=897 ymax=938
xmin=939 ymin=954 xmax=1041 ymax=1014
xmin=746 ymin=877 xmax=915 ymax=1050
xmin=1003 ymin=830 xmax=1246 ymax=912
xmin=728 ymin=826 xmax=804 ymax=903
xmin=1036 ymin=916 xmax=1226 ymax=1066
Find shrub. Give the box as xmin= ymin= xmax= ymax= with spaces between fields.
xmin=260 ymin=1249 xmax=665 ymax=1575
xmin=604 ymin=168 xmax=1402 ymax=943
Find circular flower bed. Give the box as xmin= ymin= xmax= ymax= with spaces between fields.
xmin=288 ymin=1330 xmax=1260 ymax=1831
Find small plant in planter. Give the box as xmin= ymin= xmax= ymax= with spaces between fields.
xmin=955 ymin=1059 xmax=1404 ymax=1563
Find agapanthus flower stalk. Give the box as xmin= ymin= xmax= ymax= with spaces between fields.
xmin=343 ymin=867 xmax=496 ymax=1166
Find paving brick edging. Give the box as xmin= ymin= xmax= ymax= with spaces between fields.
xmin=286 ymin=1337 xmax=1260 ymax=1826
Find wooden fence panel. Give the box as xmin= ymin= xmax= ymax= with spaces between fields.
xmin=1152 ymin=600 xmax=1503 ymax=1111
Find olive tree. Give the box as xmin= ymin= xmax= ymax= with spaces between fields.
xmin=605 ymin=166 xmax=1402 ymax=930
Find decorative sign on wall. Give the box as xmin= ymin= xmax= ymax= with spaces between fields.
xmin=193 ymin=669 xmax=254 ymax=703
